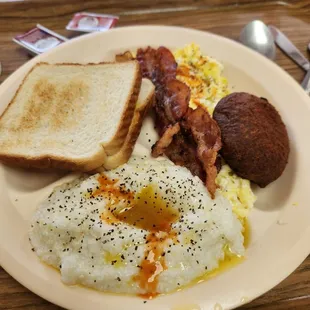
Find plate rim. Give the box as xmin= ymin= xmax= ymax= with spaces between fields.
xmin=1 ymin=24 xmax=310 ymax=310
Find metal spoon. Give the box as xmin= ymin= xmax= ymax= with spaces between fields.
xmin=239 ymin=20 xmax=276 ymax=60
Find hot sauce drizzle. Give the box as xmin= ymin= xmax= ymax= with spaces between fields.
xmin=94 ymin=174 xmax=179 ymax=297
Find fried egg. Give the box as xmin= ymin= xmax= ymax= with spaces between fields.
xmin=29 ymin=156 xmax=244 ymax=297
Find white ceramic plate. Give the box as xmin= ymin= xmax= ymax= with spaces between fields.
xmin=0 ymin=26 xmax=310 ymax=310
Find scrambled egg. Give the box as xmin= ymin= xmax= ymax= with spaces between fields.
xmin=174 ymin=43 xmax=229 ymax=115
xmin=216 ymin=164 xmax=256 ymax=220
xmin=174 ymin=43 xmax=256 ymax=220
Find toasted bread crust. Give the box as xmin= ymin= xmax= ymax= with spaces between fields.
xmin=0 ymin=63 xmax=45 ymax=126
xmin=0 ymin=147 xmax=107 ymax=172
xmin=0 ymin=61 xmax=142 ymax=172
xmin=103 ymin=85 xmax=155 ymax=170
xmin=102 ymin=65 xmax=142 ymax=155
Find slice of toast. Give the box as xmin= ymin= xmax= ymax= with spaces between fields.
xmin=103 ymin=79 xmax=155 ymax=170
xmin=0 ymin=61 xmax=142 ymax=171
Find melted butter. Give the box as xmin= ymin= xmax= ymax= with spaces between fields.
xmin=93 ymin=174 xmax=250 ymax=299
xmin=96 ymin=176 xmax=179 ymax=232
xmin=43 ymin=219 xmax=250 ymax=300
xmin=184 ymin=219 xmax=250 ymax=286
xmin=100 ymin=208 xmax=120 ymax=225
xmin=115 ymin=185 xmax=179 ymax=232
xmin=198 ymin=253 xmax=245 ymax=283
xmin=104 ymin=251 xmax=126 ymax=268
xmin=242 ymin=218 xmax=250 ymax=248
xmin=129 ymin=186 xmax=178 ymax=299
xmin=94 ymin=175 xmax=179 ymax=298
xmin=184 ymin=231 xmax=197 ymax=245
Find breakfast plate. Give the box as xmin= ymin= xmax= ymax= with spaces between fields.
xmin=1 ymin=25 xmax=310 ymax=310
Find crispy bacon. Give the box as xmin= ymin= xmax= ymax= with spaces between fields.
xmin=182 ymin=107 xmax=222 ymax=198
xmin=164 ymin=131 xmax=206 ymax=181
xmin=137 ymin=47 xmax=189 ymax=123
xmin=156 ymin=46 xmax=177 ymax=82
xmin=163 ymin=79 xmax=190 ymax=122
xmin=152 ymin=79 xmax=190 ymax=125
xmin=137 ymin=47 xmax=159 ymax=83
xmin=151 ymin=123 xmax=180 ymax=157
xmin=135 ymin=46 xmax=222 ymax=198
xmin=137 ymin=46 xmax=177 ymax=86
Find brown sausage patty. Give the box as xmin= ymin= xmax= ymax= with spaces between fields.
xmin=213 ymin=92 xmax=289 ymax=187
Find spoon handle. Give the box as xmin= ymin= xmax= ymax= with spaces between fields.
xmin=269 ymin=25 xmax=310 ymax=72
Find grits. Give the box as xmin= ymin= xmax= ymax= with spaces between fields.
xmin=29 ymin=157 xmax=244 ymax=297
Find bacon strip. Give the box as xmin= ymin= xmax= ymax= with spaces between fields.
xmin=135 ymin=46 xmax=222 ymax=198
xmin=151 ymin=123 xmax=180 ymax=158
xmin=164 ymin=131 xmax=206 ymax=181
xmin=156 ymin=46 xmax=177 ymax=82
xmin=163 ymin=79 xmax=190 ymax=122
xmin=182 ymin=107 xmax=222 ymax=198
xmin=137 ymin=47 xmax=161 ymax=84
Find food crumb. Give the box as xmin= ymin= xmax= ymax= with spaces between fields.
xmin=277 ymin=220 xmax=288 ymax=226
